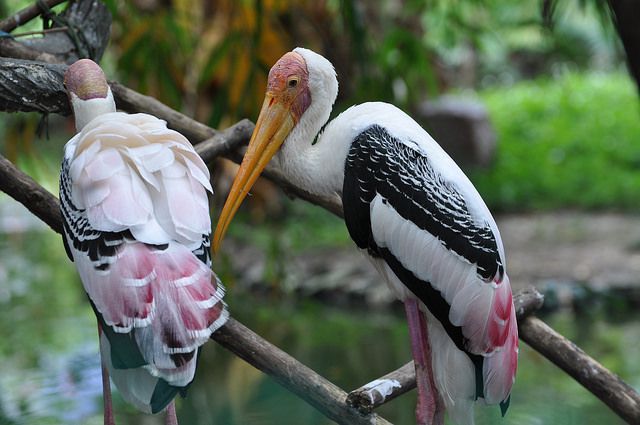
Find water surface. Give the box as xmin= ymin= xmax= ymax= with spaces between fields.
xmin=0 ymin=205 xmax=638 ymax=425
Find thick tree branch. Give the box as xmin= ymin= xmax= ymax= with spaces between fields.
xmin=0 ymin=155 xmax=63 ymax=233
xmin=212 ymin=318 xmax=391 ymax=425
xmin=607 ymin=0 xmax=640 ymax=95
xmin=520 ymin=316 xmax=640 ymax=424
xmin=109 ymin=81 xmax=217 ymax=144
xmin=0 ymin=58 xmax=67 ymax=113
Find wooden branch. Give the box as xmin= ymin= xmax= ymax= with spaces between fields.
xmin=0 ymin=155 xmax=63 ymax=233
xmin=347 ymin=287 xmax=546 ymax=414
xmin=0 ymin=0 xmax=67 ymax=32
xmin=347 ymin=362 xmax=415 ymax=414
xmin=520 ymin=316 xmax=640 ymax=424
xmin=513 ymin=285 xmax=545 ymax=318
xmin=212 ymin=318 xmax=391 ymax=425
xmin=0 ymin=58 xmax=67 ymax=113
xmin=109 ymin=81 xmax=217 ymax=144
xmin=0 ymin=39 xmax=63 ymax=63
xmin=194 ymin=119 xmax=255 ymax=163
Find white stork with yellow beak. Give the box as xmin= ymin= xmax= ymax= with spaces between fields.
xmin=60 ymin=59 xmax=228 ymax=425
xmin=213 ymin=48 xmax=517 ymax=425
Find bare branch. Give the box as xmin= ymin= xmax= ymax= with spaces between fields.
xmin=0 ymin=58 xmax=67 ymax=113
xmin=0 ymin=39 xmax=63 ymax=63
xmin=109 ymin=81 xmax=217 ymax=144
xmin=0 ymin=155 xmax=63 ymax=233
xmin=195 ymin=119 xmax=255 ymax=162
xmin=513 ymin=285 xmax=545 ymax=318
xmin=520 ymin=316 xmax=640 ymax=424
xmin=347 ymin=362 xmax=415 ymax=415
xmin=0 ymin=0 xmax=66 ymax=32
xmin=212 ymin=318 xmax=391 ymax=425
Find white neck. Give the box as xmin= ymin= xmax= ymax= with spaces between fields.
xmin=71 ymin=89 xmax=116 ymax=131
xmin=275 ymin=47 xmax=347 ymax=199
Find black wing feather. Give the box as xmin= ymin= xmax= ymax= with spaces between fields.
xmin=343 ymin=124 xmax=503 ymax=280
xmin=342 ymin=125 xmax=503 ymax=399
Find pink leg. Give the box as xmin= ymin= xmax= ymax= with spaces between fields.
xmin=98 ymin=325 xmax=116 ymax=425
xmin=404 ymin=298 xmax=444 ymax=425
xmin=165 ymin=400 xmax=179 ymax=425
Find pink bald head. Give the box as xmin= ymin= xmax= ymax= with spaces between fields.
xmin=64 ymin=59 xmax=109 ymax=100
xmin=266 ymin=51 xmax=312 ymax=123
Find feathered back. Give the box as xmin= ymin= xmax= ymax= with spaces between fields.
xmin=60 ymin=111 xmax=228 ymax=413
xmin=67 ymin=112 xmax=213 ymax=249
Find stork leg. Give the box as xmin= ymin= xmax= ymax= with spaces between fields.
xmin=404 ymin=298 xmax=444 ymax=425
xmin=165 ymin=400 xmax=179 ymax=425
xmin=98 ymin=325 xmax=116 ymax=425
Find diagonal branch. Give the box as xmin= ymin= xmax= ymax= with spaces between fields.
xmin=0 ymin=155 xmax=63 ymax=233
xmin=212 ymin=318 xmax=392 ymax=425
xmin=0 ymin=0 xmax=67 ymax=32
xmin=520 ymin=316 xmax=640 ymax=424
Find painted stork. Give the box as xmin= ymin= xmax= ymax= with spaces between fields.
xmin=212 ymin=48 xmax=518 ymax=425
xmin=60 ymin=59 xmax=228 ymax=424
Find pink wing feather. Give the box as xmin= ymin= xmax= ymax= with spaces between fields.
xmin=61 ymin=112 xmax=227 ymax=399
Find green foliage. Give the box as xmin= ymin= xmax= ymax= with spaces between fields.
xmin=473 ymin=72 xmax=640 ymax=211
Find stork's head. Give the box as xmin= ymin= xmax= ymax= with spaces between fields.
xmin=64 ymin=59 xmax=115 ymax=131
xmin=212 ymin=48 xmax=337 ymax=254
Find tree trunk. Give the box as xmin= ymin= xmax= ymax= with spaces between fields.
xmin=608 ymin=0 xmax=640 ymax=95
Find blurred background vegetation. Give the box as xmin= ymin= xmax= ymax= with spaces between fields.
xmin=1 ymin=0 xmax=638 ymax=214
xmin=1 ymin=0 xmax=640 ymax=424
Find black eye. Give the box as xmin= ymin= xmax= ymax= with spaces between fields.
xmin=288 ymin=78 xmax=298 ymax=88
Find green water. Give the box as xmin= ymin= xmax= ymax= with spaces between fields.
xmin=0 ymin=220 xmax=639 ymax=425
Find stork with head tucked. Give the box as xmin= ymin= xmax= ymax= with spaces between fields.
xmin=213 ymin=48 xmax=517 ymax=425
xmin=60 ymin=59 xmax=228 ymax=425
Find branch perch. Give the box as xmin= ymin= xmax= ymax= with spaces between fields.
xmin=520 ymin=316 xmax=640 ymax=424
xmin=212 ymin=318 xmax=391 ymax=425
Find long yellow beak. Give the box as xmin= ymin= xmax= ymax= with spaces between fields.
xmin=212 ymin=94 xmax=295 ymax=254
